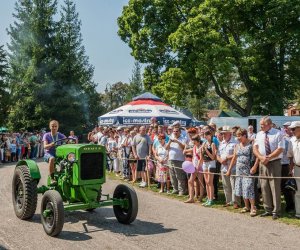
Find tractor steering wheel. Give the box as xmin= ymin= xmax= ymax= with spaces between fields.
xmin=53 ymin=137 xmax=69 ymax=146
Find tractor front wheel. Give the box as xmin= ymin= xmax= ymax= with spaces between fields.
xmin=41 ymin=190 xmax=64 ymax=236
xmin=113 ymin=184 xmax=138 ymax=224
xmin=12 ymin=165 xmax=38 ymax=220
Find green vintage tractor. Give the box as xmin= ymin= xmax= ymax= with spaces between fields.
xmin=12 ymin=139 xmax=138 ymax=236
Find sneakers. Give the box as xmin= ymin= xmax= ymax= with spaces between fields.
xmin=139 ymin=181 xmax=147 ymax=188
xmin=202 ymin=199 xmax=213 ymax=207
xmin=205 ymin=200 xmax=214 ymax=207
xmin=171 ymin=190 xmax=179 ymax=195
xmin=202 ymin=199 xmax=209 ymax=206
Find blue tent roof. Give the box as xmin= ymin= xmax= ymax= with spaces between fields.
xmin=132 ymin=92 xmax=162 ymax=101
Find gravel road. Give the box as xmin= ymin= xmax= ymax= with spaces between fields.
xmin=1 ymin=161 xmax=300 ymax=250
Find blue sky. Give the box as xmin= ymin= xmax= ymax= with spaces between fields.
xmin=0 ymin=0 xmax=135 ymax=93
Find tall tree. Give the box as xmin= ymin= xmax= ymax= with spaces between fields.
xmin=7 ymin=0 xmax=58 ymax=130
xmin=0 ymin=45 xmax=9 ymax=126
xmin=7 ymin=0 xmax=101 ymax=133
xmin=100 ymin=82 xmax=130 ymax=113
xmin=118 ymin=0 xmax=300 ymax=116
xmin=54 ymin=0 xmax=102 ymax=133
xmin=127 ymin=61 xmax=144 ymax=100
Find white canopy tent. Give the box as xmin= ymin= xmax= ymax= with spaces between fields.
xmin=98 ymin=92 xmax=192 ymax=127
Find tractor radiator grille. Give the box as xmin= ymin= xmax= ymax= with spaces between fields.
xmin=80 ymin=153 xmax=104 ymax=180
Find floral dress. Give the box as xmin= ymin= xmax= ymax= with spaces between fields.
xmin=156 ymin=144 xmax=169 ymax=183
xmin=235 ymin=143 xmax=255 ymax=199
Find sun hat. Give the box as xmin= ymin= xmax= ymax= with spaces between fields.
xmin=221 ymin=126 xmax=231 ymax=133
xmin=289 ymin=121 xmax=300 ymax=129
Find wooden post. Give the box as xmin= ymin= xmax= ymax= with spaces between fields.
xmin=146 ymin=158 xmax=150 ymax=188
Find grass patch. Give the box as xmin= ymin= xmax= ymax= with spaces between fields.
xmin=106 ymin=171 xmax=300 ymax=227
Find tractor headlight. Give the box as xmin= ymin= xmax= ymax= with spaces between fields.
xmin=67 ymin=153 xmax=76 ymax=163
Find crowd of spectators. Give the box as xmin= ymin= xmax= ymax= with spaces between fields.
xmin=2 ymin=115 xmax=300 ymax=220
xmin=87 ymin=116 xmax=300 ymax=219
xmin=0 ymin=130 xmax=79 ymax=164
xmin=0 ymin=131 xmax=44 ymax=163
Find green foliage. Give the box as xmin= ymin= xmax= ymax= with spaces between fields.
xmin=118 ymin=0 xmax=300 ymax=116
xmin=0 ymin=45 xmax=9 ymax=126
xmin=152 ymin=68 xmax=189 ymax=107
xmin=7 ymin=0 xmax=101 ymax=133
xmin=7 ymin=0 xmax=57 ymax=131
xmin=127 ymin=61 xmax=144 ymax=100
xmin=53 ymin=0 xmax=102 ymax=133
xmin=101 ymin=82 xmax=130 ymax=113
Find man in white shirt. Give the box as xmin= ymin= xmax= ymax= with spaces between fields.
xmin=281 ymin=122 xmax=295 ymax=213
xmin=254 ymin=116 xmax=284 ymax=219
xmin=287 ymin=121 xmax=300 ymax=218
xmin=217 ymin=126 xmax=240 ymax=207
xmin=166 ymin=127 xmax=188 ymax=196
xmin=171 ymin=121 xmax=188 ymax=140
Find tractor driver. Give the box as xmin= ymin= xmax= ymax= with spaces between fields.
xmin=43 ymin=120 xmax=66 ymax=184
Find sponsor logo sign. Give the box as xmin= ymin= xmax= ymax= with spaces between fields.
xmin=162 ymin=118 xmax=187 ymax=126
xmin=123 ymin=117 xmax=151 ymax=124
xmin=128 ymin=108 xmax=152 ymax=113
xmin=100 ymin=118 xmax=115 ymax=125
xmin=159 ymin=109 xmax=179 ymax=115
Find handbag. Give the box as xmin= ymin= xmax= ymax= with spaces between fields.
xmin=147 ymin=160 xmax=154 ymax=171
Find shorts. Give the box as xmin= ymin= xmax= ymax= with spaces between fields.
xmin=202 ymin=160 xmax=216 ymax=172
xmin=44 ymin=153 xmax=55 ymax=163
xmin=137 ymin=159 xmax=146 ymax=172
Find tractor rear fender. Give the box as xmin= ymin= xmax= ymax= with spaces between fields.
xmin=16 ymin=160 xmax=41 ymax=181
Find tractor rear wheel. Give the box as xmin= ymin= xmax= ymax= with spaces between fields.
xmin=113 ymin=184 xmax=138 ymax=224
xmin=41 ymin=190 xmax=64 ymax=236
xmin=12 ymin=165 xmax=38 ymax=220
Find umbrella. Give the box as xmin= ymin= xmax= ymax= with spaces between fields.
xmin=99 ymin=92 xmax=192 ymax=127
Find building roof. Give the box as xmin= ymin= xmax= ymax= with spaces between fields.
xmin=206 ymin=110 xmax=242 ymax=119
